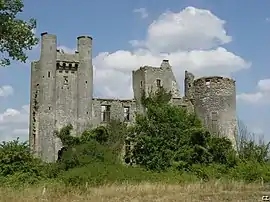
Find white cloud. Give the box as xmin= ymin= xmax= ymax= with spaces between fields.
xmin=0 ymin=85 xmax=14 ymax=97
xmin=92 ymin=7 xmax=249 ymax=98
xmin=237 ymin=79 xmax=270 ymax=104
xmin=131 ymin=7 xmax=232 ymax=52
xmin=133 ymin=8 xmax=149 ymax=19
xmin=0 ymin=105 xmax=29 ymax=142
xmin=258 ymin=79 xmax=270 ymax=92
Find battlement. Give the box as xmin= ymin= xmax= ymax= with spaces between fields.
xmin=93 ymin=98 xmax=135 ymax=103
xmin=56 ymin=49 xmax=79 ymax=62
xmin=56 ymin=61 xmax=79 ymax=73
xmin=40 ymin=32 xmax=92 ymax=63
xmin=135 ymin=60 xmax=171 ymax=73
xmin=194 ymin=76 xmax=235 ymax=86
xmin=77 ymin=35 xmax=93 ymax=40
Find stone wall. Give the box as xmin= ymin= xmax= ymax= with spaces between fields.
xmin=193 ymin=76 xmax=237 ymax=147
xmin=91 ymin=98 xmax=136 ymax=127
xmin=29 ymin=61 xmax=41 ymax=158
xmin=132 ymin=60 xmax=181 ymax=114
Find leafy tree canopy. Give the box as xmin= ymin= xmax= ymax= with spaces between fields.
xmin=0 ymin=0 xmax=38 ymax=66
xmin=129 ymin=87 xmax=237 ymax=171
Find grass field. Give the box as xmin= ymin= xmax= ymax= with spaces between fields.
xmin=1 ymin=180 xmax=269 ymax=202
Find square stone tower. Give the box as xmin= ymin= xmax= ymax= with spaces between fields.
xmin=132 ymin=59 xmax=181 ymax=112
xmin=29 ymin=33 xmax=93 ymax=162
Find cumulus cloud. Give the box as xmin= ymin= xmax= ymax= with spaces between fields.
xmin=92 ymin=6 xmax=250 ymax=98
xmin=0 ymin=85 xmax=14 ymax=97
xmin=133 ymin=8 xmax=149 ymax=19
xmin=131 ymin=7 xmax=232 ymax=52
xmin=0 ymin=105 xmax=29 ymax=142
xmin=237 ymin=79 xmax=270 ymax=104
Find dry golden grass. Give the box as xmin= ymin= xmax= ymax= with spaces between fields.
xmin=0 ymin=180 xmax=269 ymax=202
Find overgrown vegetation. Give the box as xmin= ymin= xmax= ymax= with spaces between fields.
xmin=0 ymin=87 xmax=270 ymax=188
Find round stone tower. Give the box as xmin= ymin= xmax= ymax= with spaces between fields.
xmin=193 ymin=76 xmax=237 ymax=147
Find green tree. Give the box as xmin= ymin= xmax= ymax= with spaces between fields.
xmin=0 ymin=0 xmax=38 ymax=66
xmin=130 ymin=87 xmax=236 ymax=171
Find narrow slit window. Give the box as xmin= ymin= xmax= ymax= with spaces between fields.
xmin=211 ymin=111 xmax=218 ymax=135
xmin=48 ymin=71 xmax=51 ymax=78
xmin=33 ymin=134 xmax=36 ymax=149
xmin=124 ymin=106 xmax=130 ymax=121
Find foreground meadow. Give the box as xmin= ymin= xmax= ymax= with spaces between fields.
xmin=1 ymin=181 xmax=269 ymax=202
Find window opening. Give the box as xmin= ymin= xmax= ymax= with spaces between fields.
xmin=124 ymin=106 xmax=130 ymax=121
xmin=156 ymin=79 xmax=161 ymax=87
xmin=101 ymin=105 xmax=111 ymax=122
xmin=64 ymin=76 xmax=68 ymax=85
xmin=211 ymin=111 xmax=218 ymax=135
xmin=205 ymin=79 xmax=211 ymax=87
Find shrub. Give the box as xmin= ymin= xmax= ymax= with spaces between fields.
xmin=229 ymin=161 xmax=270 ymax=182
xmin=58 ymin=140 xmax=117 ymax=171
xmin=130 ymin=87 xmax=236 ymax=171
xmin=0 ymin=138 xmax=48 ymax=185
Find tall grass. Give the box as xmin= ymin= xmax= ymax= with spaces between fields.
xmin=1 ymin=180 xmax=269 ymax=202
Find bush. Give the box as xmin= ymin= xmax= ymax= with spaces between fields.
xmin=60 ymin=162 xmax=199 ymax=187
xmin=229 ymin=161 xmax=270 ymax=182
xmin=58 ymin=140 xmax=118 ymax=171
xmin=0 ymin=138 xmax=48 ymax=185
xmin=130 ymin=87 xmax=237 ymax=171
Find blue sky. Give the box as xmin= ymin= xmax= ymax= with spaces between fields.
xmin=0 ymin=0 xmax=270 ymax=142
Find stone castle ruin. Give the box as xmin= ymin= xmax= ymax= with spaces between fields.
xmin=29 ymin=33 xmax=237 ymax=162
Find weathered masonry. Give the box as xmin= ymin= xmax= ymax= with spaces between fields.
xmin=29 ymin=33 xmax=238 ymax=162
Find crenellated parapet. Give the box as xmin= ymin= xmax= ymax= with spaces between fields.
xmin=56 ymin=61 xmax=79 ymax=73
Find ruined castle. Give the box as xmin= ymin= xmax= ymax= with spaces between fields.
xmin=29 ymin=33 xmax=237 ymax=163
